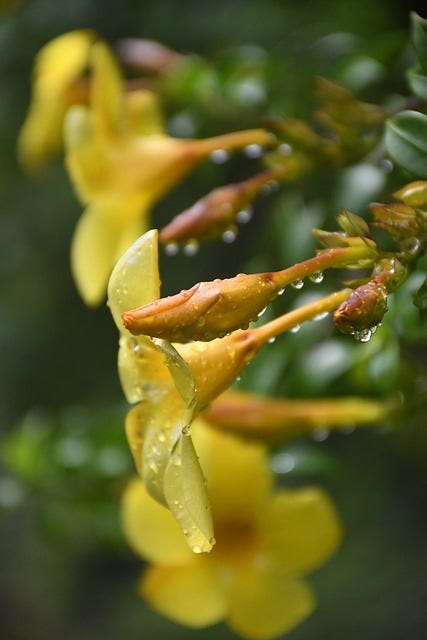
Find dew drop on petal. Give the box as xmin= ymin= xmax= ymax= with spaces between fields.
xmin=165 ymin=242 xmax=179 ymax=256
xmin=182 ymin=424 xmax=191 ymax=436
xmin=183 ymin=239 xmax=199 ymax=256
xmin=309 ymin=271 xmax=324 ymax=284
xmin=192 ymin=544 xmax=202 ymax=553
xmin=290 ymin=278 xmax=304 ymax=289
xmin=210 ymin=149 xmax=229 ymax=164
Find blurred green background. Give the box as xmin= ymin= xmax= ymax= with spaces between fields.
xmin=1 ymin=1 xmax=427 ymax=638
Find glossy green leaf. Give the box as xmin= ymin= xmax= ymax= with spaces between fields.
xmin=411 ymin=12 xmax=427 ymax=74
xmin=385 ymin=111 xmax=427 ymax=177
xmin=407 ymin=66 xmax=427 ymax=101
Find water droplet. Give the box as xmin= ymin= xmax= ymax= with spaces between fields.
xmin=290 ymin=278 xmax=304 ymax=289
xmin=133 ymin=343 xmax=141 ymax=354
xmin=209 ymin=536 xmax=216 ymax=546
xmin=309 ymin=271 xmax=324 ymax=284
xmin=157 ymin=430 xmax=166 ymax=443
xmin=148 ymin=461 xmax=159 ymax=473
xmin=353 ymin=328 xmax=372 ymax=343
xmin=235 ymin=376 xmax=241 ymax=382
xmin=278 ymin=288 xmax=285 ymax=296
xmin=171 ymin=453 xmax=182 ymax=466
xmin=210 ymin=149 xmax=229 ymax=164
xmin=268 ymin=336 xmax=276 ymax=344
xmin=380 ymin=158 xmax=393 ymax=173
xmin=257 ymin=306 xmax=267 ymax=318
xmin=192 ymin=544 xmax=202 ymax=553
xmin=271 ymin=452 xmax=296 ymax=474
xmin=278 ymin=142 xmax=292 ymax=155
xmin=182 ymin=424 xmax=191 ymax=436
xmin=243 ymin=143 xmax=263 ymax=158
xmin=313 ymin=311 xmax=329 ymax=322
xmin=312 ymin=427 xmax=330 ymax=442
xmin=289 ymin=324 xmax=300 ymax=333
xmin=165 ymin=242 xmax=179 ymax=256
xmin=402 ymin=237 xmax=421 ymax=256
xmin=236 ymin=208 xmax=253 ymax=224
xmin=183 ymin=239 xmax=199 ymax=256
xmin=222 ymin=229 xmax=237 ymax=243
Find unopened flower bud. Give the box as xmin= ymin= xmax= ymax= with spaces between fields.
xmin=370 ymin=202 xmax=420 ymax=238
xmin=160 ymin=170 xmax=277 ymax=245
xmin=122 ymin=272 xmax=280 ymax=342
xmin=333 ymin=280 xmax=388 ymax=335
xmin=393 ymin=180 xmax=427 ymax=207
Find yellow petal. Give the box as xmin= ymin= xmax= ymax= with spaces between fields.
xmin=64 ymin=105 xmax=112 ymax=202
xmin=227 ymin=566 xmax=315 ymax=640
xmin=163 ymin=432 xmax=214 ymax=553
xmin=260 ymin=487 xmax=343 ymax=575
xmin=18 ymin=30 xmax=95 ymax=172
xmin=121 ymin=477 xmax=193 ymax=564
xmin=71 ymin=197 xmax=144 ymax=306
xmin=90 ymin=42 xmax=123 ymax=136
xmin=123 ymin=90 xmax=165 ymax=137
xmin=108 ymin=228 xmax=160 ymax=329
xmin=153 ymin=339 xmax=197 ymax=424
xmin=141 ymin=560 xmax=226 ymax=627
xmin=118 ymin=335 xmax=169 ymax=404
xmin=193 ymin=419 xmax=272 ymax=523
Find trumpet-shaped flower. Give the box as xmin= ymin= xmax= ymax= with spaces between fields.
xmin=18 ymin=30 xmax=95 ymax=172
xmin=122 ymin=419 xmax=342 ymax=639
xmin=65 ymin=42 xmax=272 ymax=306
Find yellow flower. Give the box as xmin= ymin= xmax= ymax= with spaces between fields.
xmin=18 ymin=30 xmax=95 ymax=172
xmin=121 ymin=419 xmax=342 ymax=640
xmin=64 ymin=42 xmax=272 ymax=306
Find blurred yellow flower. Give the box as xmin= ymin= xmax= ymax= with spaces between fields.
xmin=18 ymin=29 xmax=95 ymax=172
xmin=64 ymin=41 xmax=271 ymax=306
xmin=122 ymin=419 xmax=342 ymax=640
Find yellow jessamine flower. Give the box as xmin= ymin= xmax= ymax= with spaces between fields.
xmin=18 ymin=29 xmax=95 ymax=172
xmin=122 ymin=419 xmax=342 ymax=640
xmin=65 ymin=41 xmax=272 ymax=306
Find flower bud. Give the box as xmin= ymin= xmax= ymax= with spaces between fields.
xmin=122 ymin=272 xmax=280 ymax=342
xmin=370 ymin=202 xmax=420 ymax=238
xmin=159 ymin=170 xmax=277 ymax=245
xmin=393 ymin=180 xmax=427 ymax=207
xmin=333 ymin=280 xmax=388 ymax=336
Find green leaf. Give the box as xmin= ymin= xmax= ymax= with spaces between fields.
xmin=385 ymin=111 xmax=427 ymax=177
xmin=407 ymin=66 xmax=427 ymax=101
xmin=413 ymin=277 xmax=427 ymax=312
xmin=411 ymin=12 xmax=427 ymax=74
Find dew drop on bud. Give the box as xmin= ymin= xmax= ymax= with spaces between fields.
xmin=278 ymin=143 xmax=292 ymax=155
xmin=165 ymin=242 xmax=179 ymax=256
xmin=210 ymin=149 xmax=230 ymax=164
xmin=353 ymin=328 xmax=372 ymax=343
xmin=222 ymin=229 xmax=237 ymax=243
xmin=183 ymin=239 xmax=200 ymax=256
xmin=290 ymin=278 xmax=304 ymax=289
xmin=309 ymin=271 xmax=324 ymax=284
xmin=278 ymin=288 xmax=285 ymax=296
xmin=236 ymin=208 xmax=253 ymax=224
xmin=243 ymin=143 xmax=263 ymax=158
xmin=312 ymin=427 xmax=330 ymax=442
xmin=257 ymin=306 xmax=267 ymax=318
xmin=313 ymin=311 xmax=329 ymax=322
xmin=268 ymin=336 xmax=276 ymax=344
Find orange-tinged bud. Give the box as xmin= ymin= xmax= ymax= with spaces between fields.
xmin=370 ymin=202 xmax=420 ymax=237
xmin=159 ymin=170 xmax=279 ymax=245
xmin=122 ymin=272 xmax=279 ymax=341
xmin=333 ymin=280 xmax=388 ymax=338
